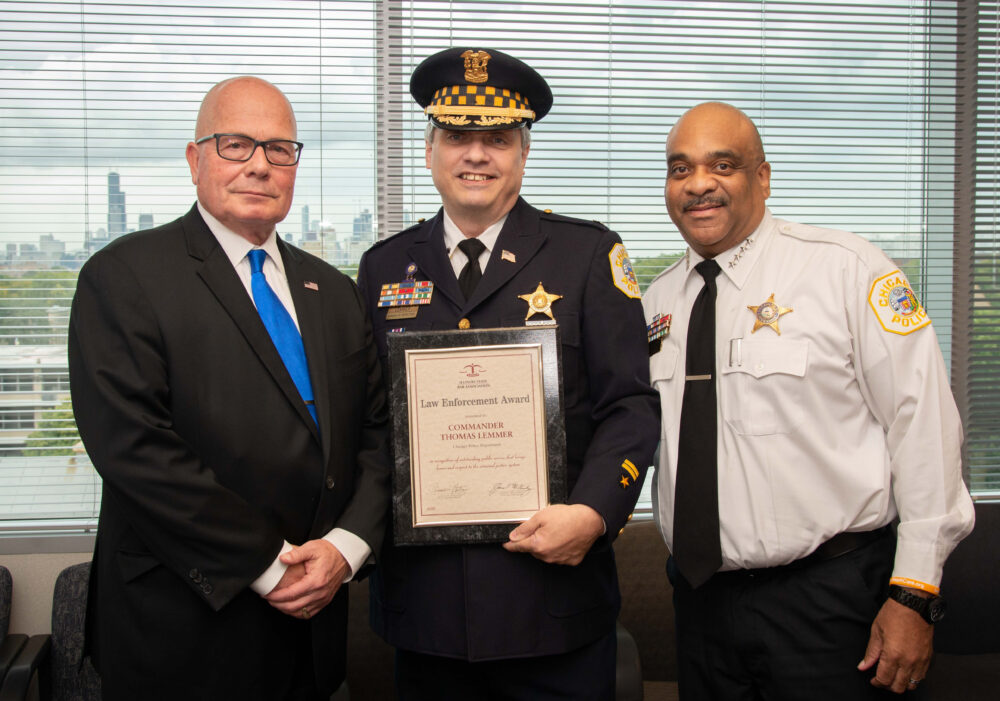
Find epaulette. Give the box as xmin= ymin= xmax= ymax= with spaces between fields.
xmin=773 ymin=219 xmax=882 ymax=268
xmin=365 ymin=219 xmax=428 ymax=250
xmin=538 ymin=208 xmax=610 ymax=232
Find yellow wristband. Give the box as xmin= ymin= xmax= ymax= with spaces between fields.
xmin=889 ymin=576 xmax=940 ymax=596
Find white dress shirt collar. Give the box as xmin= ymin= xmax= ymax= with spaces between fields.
xmin=442 ymin=210 xmax=509 ymax=275
xmin=197 ymin=201 xmax=286 ymax=275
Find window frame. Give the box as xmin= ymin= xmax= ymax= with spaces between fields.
xmin=1 ymin=0 xmax=997 ymax=553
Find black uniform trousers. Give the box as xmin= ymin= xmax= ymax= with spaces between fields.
xmin=395 ymin=628 xmax=617 ymax=701
xmin=668 ymin=528 xmax=924 ymax=701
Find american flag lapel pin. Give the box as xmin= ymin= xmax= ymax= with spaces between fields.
xmin=304 ymin=281 xmax=319 ymax=291
xmin=501 ymin=249 xmax=516 ymax=263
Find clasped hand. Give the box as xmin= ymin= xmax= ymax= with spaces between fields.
xmin=264 ymin=539 xmax=351 ymax=617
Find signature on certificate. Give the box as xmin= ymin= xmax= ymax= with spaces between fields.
xmin=488 ymin=482 xmax=534 ymax=497
xmin=431 ymin=483 xmax=470 ymax=499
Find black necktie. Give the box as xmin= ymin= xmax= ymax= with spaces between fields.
xmin=457 ymin=238 xmax=487 ymax=301
xmin=672 ymin=258 xmax=723 ymax=588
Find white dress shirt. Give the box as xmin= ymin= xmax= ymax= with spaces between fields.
xmin=642 ymin=209 xmax=974 ymax=593
xmin=197 ymin=202 xmax=371 ymax=595
xmin=442 ymin=210 xmax=508 ymax=277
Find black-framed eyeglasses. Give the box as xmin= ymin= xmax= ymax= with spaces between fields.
xmin=195 ymin=133 xmax=303 ymax=166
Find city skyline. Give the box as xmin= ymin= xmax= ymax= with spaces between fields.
xmin=0 ymin=169 xmax=386 ymax=270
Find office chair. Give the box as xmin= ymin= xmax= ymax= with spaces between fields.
xmin=0 ymin=566 xmax=29 ymax=687
xmin=0 ymin=561 xmax=100 ymax=701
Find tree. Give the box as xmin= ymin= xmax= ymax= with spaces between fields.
xmin=0 ymin=270 xmax=78 ymax=345
xmin=632 ymin=252 xmax=685 ymax=293
xmin=22 ymin=400 xmax=80 ymax=457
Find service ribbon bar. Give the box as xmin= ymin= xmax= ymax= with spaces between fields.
xmin=378 ymin=281 xmax=434 ymax=308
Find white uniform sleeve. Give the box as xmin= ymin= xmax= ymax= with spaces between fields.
xmin=848 ymin=258 xmax=974 ymax=592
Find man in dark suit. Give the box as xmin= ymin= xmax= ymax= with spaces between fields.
xmin=69 ymin=76 xmax=390 ymax=700
xmin=357 ymin=48 xmax=660 ymax=699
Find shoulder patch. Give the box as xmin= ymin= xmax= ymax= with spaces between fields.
xmin=868 ymin=269 xmax=931 ymax=335
xmin=609 ymin=243 xmax=641 ymax=299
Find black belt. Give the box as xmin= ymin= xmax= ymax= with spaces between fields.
xmin=711 ymin=525 xmax=893 ymax=580
xmin=798 ymin=525 xmax=891 ymax=567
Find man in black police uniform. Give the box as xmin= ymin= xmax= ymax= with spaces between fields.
xmin=356 ymin=48 xmax=660 ymax=699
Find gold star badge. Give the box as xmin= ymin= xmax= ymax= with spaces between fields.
xmin=518 ymin=282 xmax=563 ymax=321
xmin=747 ymin=293 xmax=793 ymax=334
xmin=619 ymin=475 xmax=630 ymax=489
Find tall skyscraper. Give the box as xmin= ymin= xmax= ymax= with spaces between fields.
xmin=107 ymin=171 xmax=127 ymax=237
xmin=138 ymin=213 xmax=154 ymax=231
xmin=300 ymin=205 xmax=316 ymax=242
xmin=352 ymin=208 xmax=373 ymax=242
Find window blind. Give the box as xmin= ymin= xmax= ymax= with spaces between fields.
xmin=0 ymin=0 xmax=993 ymax=534
xmin=380 ymin=0 xmax=957 ymax=339
xmin=966 ymin=0 xmax=1000 ymax=495
xmin=379 ymin=0 xmax=964 ymax=509
xmin=0 ymin=0 xmax=378 ymax=530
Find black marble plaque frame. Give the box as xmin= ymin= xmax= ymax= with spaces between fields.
xmin=387 ymin=326 xmax=567 ymax=546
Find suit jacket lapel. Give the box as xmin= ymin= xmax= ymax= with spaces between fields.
xmin=183 ymin=206 xmax=321 ymax=445
xmin=465 ymin=198 xmax=546 ymax=311
xmin=406 ymin=212 xmax=464 ymax=310
xmin=280 ymin=241 xmax=327 ymax=454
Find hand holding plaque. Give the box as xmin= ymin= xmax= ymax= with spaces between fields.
xmin=503 ymin=503 xmax=605 ymax=565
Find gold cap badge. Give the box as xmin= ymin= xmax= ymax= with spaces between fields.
xmin=462 ymin=50 xmax=491 ymax=83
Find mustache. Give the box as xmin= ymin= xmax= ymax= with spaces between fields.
xmin=682 ymin=196 xmax=728 ymax=211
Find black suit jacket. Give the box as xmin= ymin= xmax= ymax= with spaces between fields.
xmin=68 ymin=205 xmax=390 ymax=699
xmin=357 ymin=197 xmax=659 ymax=661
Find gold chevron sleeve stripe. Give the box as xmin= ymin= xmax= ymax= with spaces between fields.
xmin=622 ymin=459 xmax=639 ymax=480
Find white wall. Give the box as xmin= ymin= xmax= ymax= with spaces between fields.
xmin=4 ymin=552 xmax=91 ymax=635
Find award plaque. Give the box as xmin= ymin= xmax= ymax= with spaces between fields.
xmin=387 ymin=326 xmax=567 ymax=545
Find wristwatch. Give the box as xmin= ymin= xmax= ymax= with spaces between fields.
xmin=888 ymin=585 xmax=946 ymax=624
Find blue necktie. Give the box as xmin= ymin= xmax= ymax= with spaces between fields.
xmin=247 ymin=249 xmax=318 ymax=426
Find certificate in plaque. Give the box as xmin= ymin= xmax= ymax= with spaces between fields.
xmin=387 ymin=326 xmax=567 ymax=545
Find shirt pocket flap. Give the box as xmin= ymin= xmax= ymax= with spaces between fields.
xmin=722 ymin=338 xmax=808 ymax=379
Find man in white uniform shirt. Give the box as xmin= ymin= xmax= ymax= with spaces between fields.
xmin=643 ymin=101 xmax=974 ymax=699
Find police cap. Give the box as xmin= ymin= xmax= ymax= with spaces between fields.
xmin=410 ymin=48 xmax=553 ymax=131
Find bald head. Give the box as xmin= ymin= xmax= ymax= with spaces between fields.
xmin=668 ymin=102 xmax=765 ymax=165
xmin=195 ymin=76 xmax=297 ymax=140
xmin=664 ymin=101 xmax=771 ymax=258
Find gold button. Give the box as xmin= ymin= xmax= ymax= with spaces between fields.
xmin=543 ymin=209 xmax=552 ymax=214
xmin=418 ymin=218 xmax=426 ymax=223
xmin=458 ymin=318 xmax=471 ymax=330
